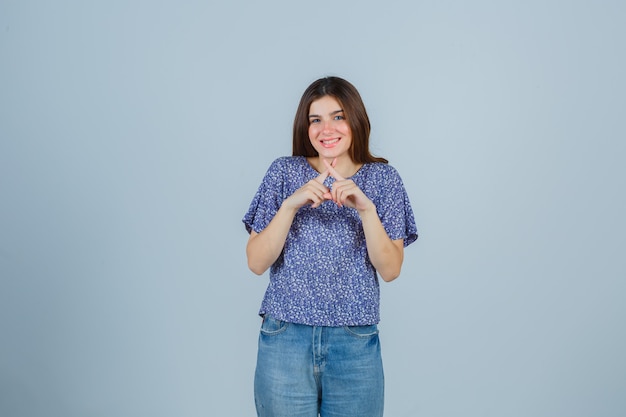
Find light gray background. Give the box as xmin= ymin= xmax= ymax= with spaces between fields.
xmin=1 ymin=1 xmax=625 ymax=416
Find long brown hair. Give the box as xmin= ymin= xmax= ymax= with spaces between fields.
xmin=292 ymin=77 xmax=388 ymax=164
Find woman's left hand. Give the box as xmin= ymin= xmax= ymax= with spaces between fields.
xmin=322 ymin=159 xmax=374 ymax=212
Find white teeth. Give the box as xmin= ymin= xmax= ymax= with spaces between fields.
xmin=322 ymin=138 xmax=339 ymax=144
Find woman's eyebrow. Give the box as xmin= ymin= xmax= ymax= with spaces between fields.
xmin=308 ymin=109 xmax=344 ymax=118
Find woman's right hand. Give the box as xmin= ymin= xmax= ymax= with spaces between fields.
xmin=247 ymin=158 xmax=336 ymax=275
xmin=283 ymin=159 xmax=335 ymax=210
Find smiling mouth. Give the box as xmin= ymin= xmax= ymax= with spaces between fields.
xmin=321 ymin=138 xmax=340 ymax=146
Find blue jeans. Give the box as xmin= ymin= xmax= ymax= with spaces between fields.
xmin=254 ymin=316 xmax=384 ymax=417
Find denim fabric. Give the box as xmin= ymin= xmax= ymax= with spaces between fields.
xmin=254 ymin=316 xmax=384 ymax=417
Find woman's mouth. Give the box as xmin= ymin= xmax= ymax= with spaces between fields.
xmin=321 ymin=137 xmax=340 ymax=147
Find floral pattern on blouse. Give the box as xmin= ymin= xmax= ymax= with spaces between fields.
xmin=243 ymin=156 xmax=418 ymax=326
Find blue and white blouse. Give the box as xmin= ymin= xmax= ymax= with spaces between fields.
xmin=243 ymin=156 xmax=418 ymax=326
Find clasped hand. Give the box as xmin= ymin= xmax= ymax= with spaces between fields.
xmin=284 ymin=158 xmax=373 ymax=212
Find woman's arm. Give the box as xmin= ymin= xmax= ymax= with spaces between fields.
xmin=246 ymin=166 xmax=333 ymax=275
xmin=323 ymin=159 xmax=405 ymax=282
xmin=357 ymin=204 xmax=404 ymax=282
xmin=246 ymin=204 xmax=299 ymax=275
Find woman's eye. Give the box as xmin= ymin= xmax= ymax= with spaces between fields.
xmin=310 ymin=118 xmax=321 ymax=124
xmin=334 ymin=115 xmax=345 ymax=120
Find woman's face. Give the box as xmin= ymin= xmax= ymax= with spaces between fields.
xmin=308 ymin=95 xmax=352 ymax=161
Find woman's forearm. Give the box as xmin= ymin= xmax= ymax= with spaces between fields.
xmin=246 ymin=204 xmax=299 ymax=275
xmin=358 ymin=204 xmax=404 ymax=282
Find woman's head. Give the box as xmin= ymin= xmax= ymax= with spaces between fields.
xmin=292 ymin=76 xmax=387 ymax=164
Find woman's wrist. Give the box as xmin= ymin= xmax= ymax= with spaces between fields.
xmin=280 ymin=197 xmax=302 ymax=213
xmin=356 ymin=200 xmax=376 ymax=215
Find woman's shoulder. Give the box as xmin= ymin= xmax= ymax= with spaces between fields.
xmin=262 ymin=156 xmax=309 ymax=181
xmin=359 ymin=161 xmax=402 ymax=181
xmin=268 ymin=155 xmax=306 ymax=167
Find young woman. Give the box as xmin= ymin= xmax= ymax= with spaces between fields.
xmin=243 ymin=76 xmax=418 ymax=417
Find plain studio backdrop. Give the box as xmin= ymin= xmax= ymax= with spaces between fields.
xmin=1 ymin=1 xmax=625 ymax=416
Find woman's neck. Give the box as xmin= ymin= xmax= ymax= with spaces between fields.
xmin=307 ymin=156 xmax=362 ymax=178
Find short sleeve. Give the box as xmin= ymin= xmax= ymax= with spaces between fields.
xmin=375 ymin=166 xmax=418 ymax=247
xmin=242 ymin=158 xmax=285 ymax=234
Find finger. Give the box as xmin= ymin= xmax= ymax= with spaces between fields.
xmin=306 ymin=181 xmax=332 ymax=204
xmin=322 ymin=158 xmax=345 ymax=181
xmin=328 ymin=181 xmax=341 ymax=207
xmin=310 ymin=197 xmax=323 ymax=208
xmin=335 ymin=185 xmax=346 ymax=207
xmin=313 ymin=187 xmax=333 ymax=207
xmin=308 ymin=180 xmax=330 ymax=197
xmin=334 ymin=182 xmax=359 ymax=209
xmin=314 ymin=168 xmax=330 ymax=184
